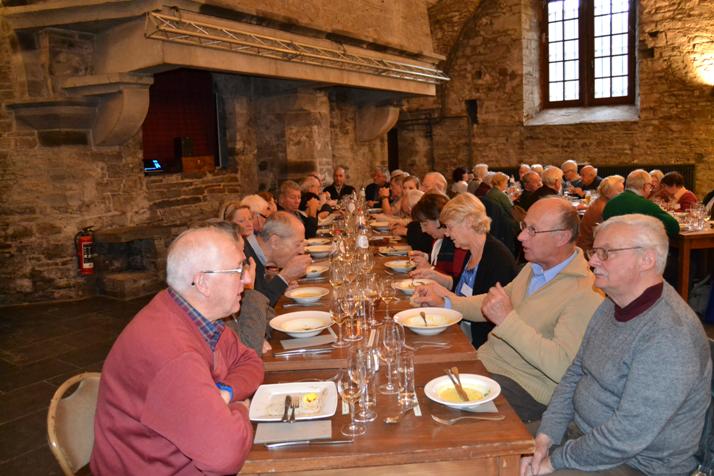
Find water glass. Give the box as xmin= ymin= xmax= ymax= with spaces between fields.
xmin=377 ymin=319 xmax=404 ymax=395
xmin=337 ymin=370 xmax=366 ymax=437
xmin=349 ymin=346 xmax=378 ymax=423
xmin=397 ymin=350 xmax=417 ymax=408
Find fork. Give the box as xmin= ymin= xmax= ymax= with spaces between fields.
xmin=431 ymin=413 xmax=505 ymax=425
xmin=289 ymin=396 xmax=301 ymax=423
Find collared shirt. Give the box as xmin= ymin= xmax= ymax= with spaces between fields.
xmin=527 ymin=250 xmax=577 ymax=296
xmin=614 ymin=281 xmax=664 ymax=322
xmin=247 ymin=233 xmax=267 ymax=265
xmin=168 ymin=287 xmax=224 ymax=351
xmin=455 ymin=264 xmax=479 ymax=297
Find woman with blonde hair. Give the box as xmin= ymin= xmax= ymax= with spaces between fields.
xmin=417 ymin=193 xmax=517 ymax=347
xmin=219 ymin=201 xmax=254 ymax=237
xmin=576 ymin=175 xmax=624 ymax=251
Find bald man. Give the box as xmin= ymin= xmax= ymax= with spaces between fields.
xmin=569 ymin=165 xmax=602 ymax=198
xmin=91 ymin=225 xmax=263 ymax=475
xmin=421 ymin=171 xmax=448 ymax=195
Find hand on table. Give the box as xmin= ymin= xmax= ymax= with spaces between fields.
xmin=481 ymin=282 xmax=513 ymax=325
xmin=520 ymin=434 xmax=554 ymax=476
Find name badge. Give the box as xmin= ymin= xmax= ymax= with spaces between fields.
xmin=460 ymin=282 xmax=473 ymax=296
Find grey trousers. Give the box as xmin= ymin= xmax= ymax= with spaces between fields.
xmin=490 ymin=373 xmax=546 ymax=423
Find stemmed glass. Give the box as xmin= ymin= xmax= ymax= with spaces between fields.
xmin=377 ymin=319 xmax=404 ymax=395
xmin=341 ymin=291 xmax=363 ymax=342
xmin=379 ymin=278 xmax=399 ymax=320
xmin=337 ymin=370 xmax=365 ymax=437
xmin=348 ymin=347 xmax=378 ymax=423
xmin=362 ymin=275 xmax=381 ymax=328
xmin=329 ymin=258 xmax=345 ymax=289
xmin=330 ymin=288 xmax=350 ymax=348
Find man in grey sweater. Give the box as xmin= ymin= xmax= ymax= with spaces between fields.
xmin=522 ymin=214 xmax=712 ymax=476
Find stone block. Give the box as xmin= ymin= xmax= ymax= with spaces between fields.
xmin=98 ymin=271 xmax=162 ymax=300
xmin=37 ymin=130 xmax=88 ymax=146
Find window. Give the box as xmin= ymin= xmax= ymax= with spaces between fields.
xmin=542 ymin=0 xmax=636 ymax=107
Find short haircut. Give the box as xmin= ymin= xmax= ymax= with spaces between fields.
xmin=541 ymin=197 xmax=579 ymax=244
xmin=561 ymin=160 xmax=577 ymax=173
xmin=166 ymin=224 xmax=241 ymax=292
xmin=411 ymin=193 xmax=449 ymax=222
xmin=424 ymin=172 xmax=447 ymax=192
xmin=491 ymin=172 xmax=509 ymax=188
xmin=403 ymin=189 xmax=425 ymax=210
xmin=649 ymin=169 xmax=664 ymax=181
xmin=597 ymin=175 xmax=624 ymax=199
xmin=301 ymin=175 xmax=320 ymax=192
xmin=625 ymin=169 xmax=652 ymax=192
xmin=240 ymin=194 xmax=270 ymax=214
xmin=280 ymin=180 xmax=301 ymax=196
xmin=595 ymin=214 xmax=668 ymax=274
xmin=473 ymin=163 xmax=489 ymax=178
xmin=374 ymin=166 xmax=390 ymax=180
xmin=542 ymin=166 xmax=564 ymax=187
xmin=452 ymin=166 xmax=469 ymax=184
xmin=440 ymin=193 xmax=491 ymax=234
xmin=660 ymin=171 xmax=685 ymax=188
xmin=403 ymin=175 xmax=421 ymax=189
xmin=390 ymin=174 xmax=406 ymax=187
xmin=259 ymin=211 xmax=299 ymax=240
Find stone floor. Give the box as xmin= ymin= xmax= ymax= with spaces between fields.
xmin=1 ymin=294 xmax=713 ymax=474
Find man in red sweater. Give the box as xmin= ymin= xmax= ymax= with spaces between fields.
xmin=91 ymin=225 xmax=264 ymax=475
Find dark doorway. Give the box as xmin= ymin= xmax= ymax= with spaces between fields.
xmin=387 ymin=127 xmax=399 ymax=172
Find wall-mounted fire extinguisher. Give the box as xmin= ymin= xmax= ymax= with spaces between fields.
xmin=75 ymin=227 xmax=95 ymax=276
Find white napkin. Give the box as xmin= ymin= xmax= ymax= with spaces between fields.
xmin=254 ymin=420 xmax=332 ymax=444
xmin=280 ymin=334 xmax=336 ymax=350
xmin=461 ymin=401 xmax=498 ymax=413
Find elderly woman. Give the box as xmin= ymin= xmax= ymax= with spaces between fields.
xmin=576 ymin=175 xmax=624 ymax=251
xmin=219 ymin=202 xmax=254 ymax=238
xmin=408 ymin=194 xmax=467 ymax=290
xmin=486 ymin=172 xmax=514 ymax=215
xmin=417 ymin=193 xmax=517 ymax=347
xmin=660 ymin=171 xmax=698 ymax=211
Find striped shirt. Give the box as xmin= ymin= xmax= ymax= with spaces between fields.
xmin=168 ymin=287 xmax=224 ymax=351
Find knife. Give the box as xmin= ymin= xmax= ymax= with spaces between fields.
xmin=265 ymin=439 xmax=354 ymax=449
xmin=273 ymin=347 xmax=333 ymax=357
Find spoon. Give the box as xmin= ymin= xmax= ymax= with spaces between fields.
xmin=419 ymin=311 xmax=429 ymax=327
xmin=451 ymin=366 xmax=468 ymax=398
xmin=444 ymin=368 xmax=470 ymax=402
xmin=384 ymin=404 xmax=416 ymax=424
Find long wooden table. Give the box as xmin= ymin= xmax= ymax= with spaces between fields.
xmin=670 ymin=226 xmax=714 ymax=301
xmin=241 ymin=361 xmax=533 ymax=475
xmin=245 ymin=239 xmax=534 ymax=474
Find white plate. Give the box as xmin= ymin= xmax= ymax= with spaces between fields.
xmin=370 ymin=221 xmax=391 ymax=231
xmin=384 ymin=259 xmax=416 ymax=273
xmin=368 ymin=208 xmax=383 ymax=214
xmin=369 ymin=235 xmax=400 ymax=243
xmin=305 ymin=264 xmax=329 ymax=278
xmin=249 ymin=381 xmax=338 ymax=422
xmin=305 ymin=245 xmax=332 ymax=259
xmin=378 ymin=245 xmax=411 ymax=256
xmin=285 ymin=286 xmax=329 ymax=304
xmin=392 ymin=278 xmax=435 ymax=295
xmin=424 ymin=374 xmax=500 ymax=410
xmin=306 ymin=237 xmax=331 ymax=246
xmin=393 ymin=307 xmax=462 ymax=336
xmin=270 ymin=311 xmax=333 ymax=338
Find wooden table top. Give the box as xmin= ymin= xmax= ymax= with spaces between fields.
xmin=241 ymin=360 xmax=534 ymax=474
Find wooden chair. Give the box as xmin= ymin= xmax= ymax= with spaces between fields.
xmin=47 ymin=372 xmax=101 ymax=475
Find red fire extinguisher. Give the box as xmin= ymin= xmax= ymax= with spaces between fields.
xmin=75 ymin=227 xmax=95 ymax=276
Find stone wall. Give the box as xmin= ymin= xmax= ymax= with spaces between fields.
xmin=400 ymin=0 xmax=714 ymax=194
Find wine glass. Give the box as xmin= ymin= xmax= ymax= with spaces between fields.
xmin=337 ymin=370 xmax=366 ymax=437
xmin=348 ymin=347 xmax=377 ymax=423
xmin=362 ymin=275 xmax=381 ymax=328
xmin=377 ymin=319 xmax=404 ymax=395
xmin=330 ymin=289 xmax=350 ymax=348
xmin=379 ymin=278 xmax=399 ymax=320
xmin=329 ymin=259 xmax=345 ymax=289
xmin=341 ymin=291 xmax=363 ymax=342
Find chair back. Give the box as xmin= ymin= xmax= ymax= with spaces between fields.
xmin=47 ymin=372 xmax=101 ymax=475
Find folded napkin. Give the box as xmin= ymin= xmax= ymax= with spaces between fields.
xmin=254 ymin=420 xmax=332 ymax=444
xmin=280 ymin=334 xmax=336 ymax=350
xmin=461 ymin=400 xmax=498 ymax=413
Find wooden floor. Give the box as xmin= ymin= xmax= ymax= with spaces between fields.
xmin=1 ymin=294 xmax=713 ymax=474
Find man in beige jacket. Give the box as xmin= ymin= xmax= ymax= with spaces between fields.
xmin=415 ymin=197 xmax=603 ymax=422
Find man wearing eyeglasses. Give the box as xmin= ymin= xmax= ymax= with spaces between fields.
xmin=523 ymin=214 xmax=710 ymax=476
xmin=91 ymin=225 xmax=264 ymax=475
xmin=415 ymin=197 xmax=603 ymax=423
xmin=243 ymin=211 xmax=312 ymax=307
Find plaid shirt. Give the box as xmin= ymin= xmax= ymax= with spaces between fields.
xmin=168 ymin=288 xmax=225 ymax=352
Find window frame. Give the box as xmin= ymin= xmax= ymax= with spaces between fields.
xmin=540 ymin=0 xmax=637 ymax=108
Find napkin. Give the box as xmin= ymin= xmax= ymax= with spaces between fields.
xmin=461 ymin=401 xmax=498 ymax=413
xmin=254 ymin=420 xmax=332 ymax=444
xmin=280 ymin=334 xmax=336 ymax=350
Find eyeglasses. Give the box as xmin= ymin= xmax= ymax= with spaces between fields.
xmin=191 ymin=260 xmax=248 ymax=286
xmin=586 ymin=247 xmax=642 ymax=261
xmin=255 ymin=212 xmax=269 ymax=220
xmin=519 ymin=222 xmax=568 ymax=237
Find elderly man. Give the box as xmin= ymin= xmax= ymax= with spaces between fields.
xmin=421 ymin=171 xmax=448 ymax=195
xmin=300 ymin=175 xmax=333 ymax=218
xmin=243 ymin=211 xmax=311 ymax=307
xmin=520 ymin=166 xmax=563 ymax=211
xmin=365 ymin=166 xmax=390 ymax=206
xmin=323 ymin=165 xmax=355 ymax=200
xmin=523 ymin=214 xmax=711 ymax=476
xmin=278 ymin=180 xmax=318 ymax=239
xmin=603 ymin=169 xmax=679 ymax=237
xmin=468 ymin=163 xmax=489 ymax=195
xmin=91 ymin=225 xmax=264 ymax=475
xmin=516 ymin=170 xmax=544 ymax=208
xmin=569 ymin=165 xmax=602 ymax=198
xmin=415 ymin=197 xmax=603 ymax=421
xmin=561 ymin=160 xmax=579 ymax=188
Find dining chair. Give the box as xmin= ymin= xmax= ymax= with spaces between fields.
xmin=47 ymin=372 xmax=101 ymax=475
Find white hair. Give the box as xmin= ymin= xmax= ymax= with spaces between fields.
xmin=403 ymin=189 xmax=425 ymax=210
xmin=166 ymin=227 xmax=234 ymax=293
xmin=240 ymin=194 xmax=269 ymax=215
xmin=595 ymin=214 xmax=668 ymax=274
xmin=473 ymin=163 xmax=489 ymax=178
xmin=542 ymin=166 xmax=564 ymax=187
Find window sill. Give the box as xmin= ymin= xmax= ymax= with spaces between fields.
xmin=525 ymin=105 xmax=639 ymax=126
